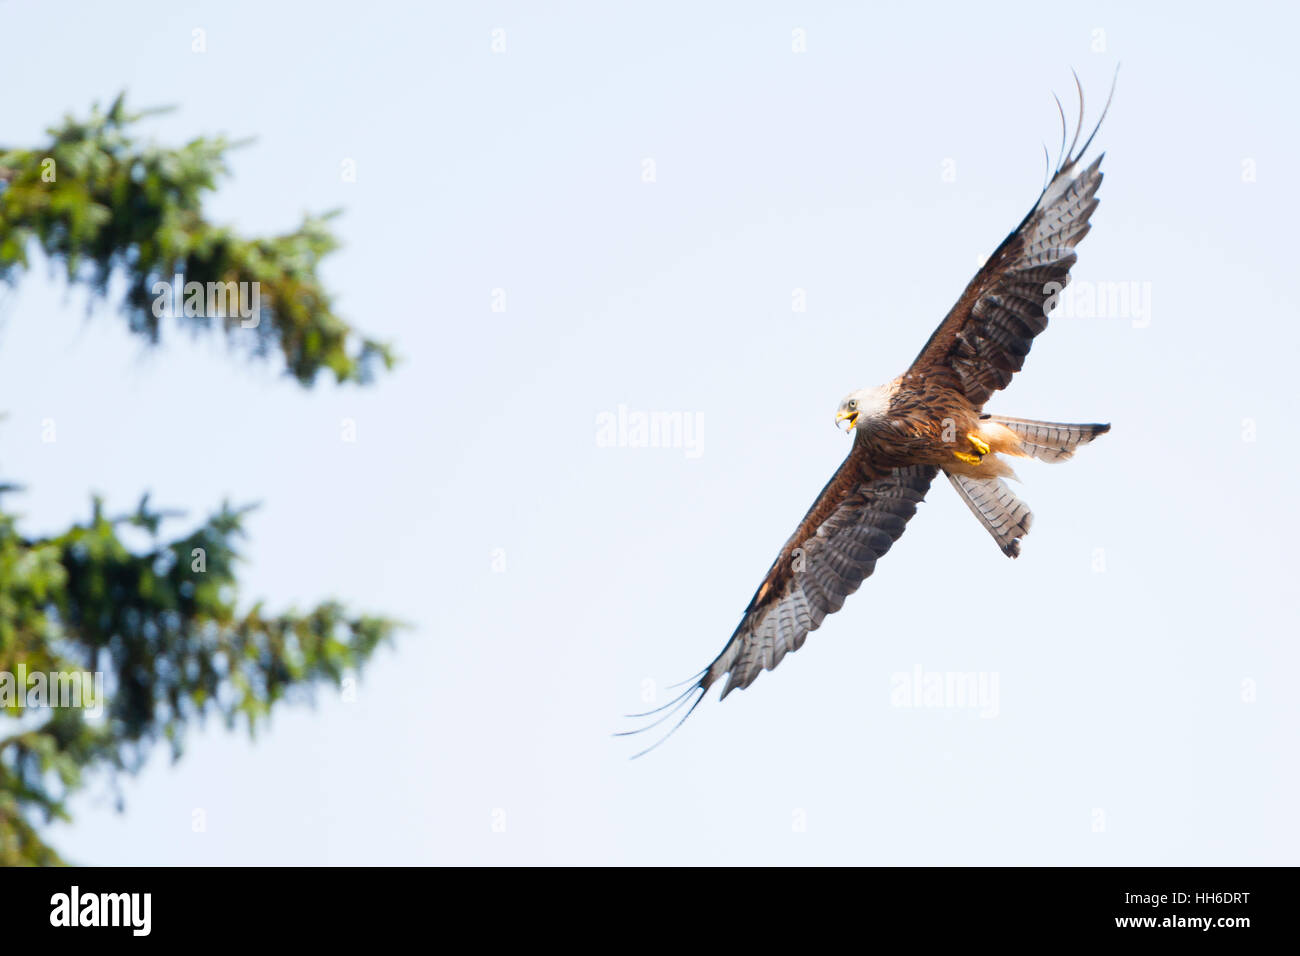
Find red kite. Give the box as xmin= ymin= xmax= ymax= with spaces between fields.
xmin=625 ymin=76 xmax=1116 ymax=755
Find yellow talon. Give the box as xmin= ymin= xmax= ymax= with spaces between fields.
xmin=968 ymin=434 xmax=991 ymax=456
xmin=953 ymin=451 xmax=982 ymax=465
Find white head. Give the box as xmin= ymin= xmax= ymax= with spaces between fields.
xmin=835 ymin=384 xmax=893 ymax=433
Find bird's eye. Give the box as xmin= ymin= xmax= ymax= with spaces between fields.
xmin=848 ymin=400 xmax=857 ymax=410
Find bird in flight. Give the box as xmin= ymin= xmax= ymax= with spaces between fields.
xmin=624 ymin=75 xmax=1117 ymax=756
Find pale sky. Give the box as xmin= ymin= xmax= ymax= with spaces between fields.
xmin=1 ymin=0 xmax=1296 ymax=864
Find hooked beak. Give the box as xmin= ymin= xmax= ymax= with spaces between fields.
xmin=835 ymin=409 xmax=858 ymax=433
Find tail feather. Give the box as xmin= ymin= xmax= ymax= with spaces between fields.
xmin=947 ymin=473 xmax=1033 ymax=558
xmin=988 ymin=416 xmax=1110 ymax=462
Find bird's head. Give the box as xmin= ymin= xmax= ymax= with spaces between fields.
xmin=835 ymin=385 xmax=892 ymax=433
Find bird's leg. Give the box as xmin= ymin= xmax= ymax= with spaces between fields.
xmin=953 ymin=432 xmax=990 ymax=466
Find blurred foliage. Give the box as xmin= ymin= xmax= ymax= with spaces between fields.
xmin=0 ymin=98 xmax=401 ymax=865
xmin=0 ymin=93 xmax=395 ymax=385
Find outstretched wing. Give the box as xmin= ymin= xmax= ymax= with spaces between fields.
xmin=623 ymin=459 xmax=936 ymax=755
xmin=908 ymin=77 xmax=1114 ymax=406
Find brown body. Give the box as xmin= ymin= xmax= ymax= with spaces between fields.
xmin=856 ymin=377 xmax=1004 ymax=476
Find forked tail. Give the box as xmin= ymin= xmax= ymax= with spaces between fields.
xmin=986 ymin=415 xmax=1110 ymax=462
xmin=947 ymin=473 xmax=1033 ymax=558
xmin=954 ymin=416 xmax=1109 ymax=556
